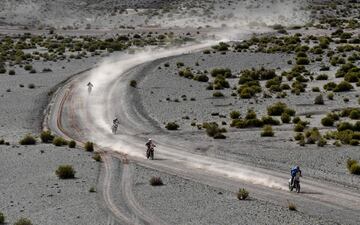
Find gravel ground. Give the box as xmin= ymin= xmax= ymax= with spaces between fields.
xmin=137 ymin=51 xmax=360 ymax=188
xmin=0 ymin=144 xmax=104 ymax=225
xmin=0 ymin=50 xmax=108 ymax=224
xmin=132 ymin=163 xmax=332 ymax=225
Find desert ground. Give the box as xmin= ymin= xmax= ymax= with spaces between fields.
xmin=0 ymin=0 xmax=360 ymax=225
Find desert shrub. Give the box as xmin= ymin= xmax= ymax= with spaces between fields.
xmin=305 ymin=128 xmax=321 ymax=144
xmin=317 ymin=138 xmax=327 ymax=147
xmin=349 ymin=109 xmax=360 ymax=119
xmin=321 ymin=116 xmax=334 ymax=126
xmin=84 ymin=141 xmax=94 ymax=152
xmin=89 ymin=187 xmax=96 ymax=193
xmin=56 ymin=165 xmax=75 ymax=179
xmin=213 ymin=91 xmax=224 ymax=97
xmin=92 ymin=152 xmax=102 ymax=162
xmin=165 ymin=122 xmax=179 ymax=130
xmin=24 ymin=64 xmax=32 ymax=71
xmin=333 ymin=81 xmax=354 ymax=92
xmin=213 ymin=76 xmax=230 ymax=89
xmin=203 ymin=122 xmax=226 ymax=138
xmin=296 ymin=57 xmax=309 ymax=65
xmin=292 ymin=117 xmax=301 ymax=124
xmin=327 ymin=92 xmax=334 ymax=100
xmin=193 ymin=74 xmax=209 ymax=82
xmin=294 ymin=133 xmax=304 ymax=141
xmin=294 ymin=123 xmax=305 ymax=132
xmin=237 ymin=188 xmax=249 ymax=200
xmin=281 ymin=113 xmax=291 ymax=123
xmin=8 ymin=70 xmax=15 ymax=75
xmin=261 ymin=125 xmax=274 ymax=137
xmin=245 ymin=109 xmax=257 ymax=120
xmin=261 ymin=116 xmax=280 ymax=125
xmin=350 ymin=140 xmax=359 ymax=146
xmin=316 ymin=74 xmax=328 ymax=80
xmin=68 ymin=140 xmax=76 ymax=148
xmin=344 ymin=72 xmax=359 ymax=83
xmin=14 ymin=218 xmax=32 ymax=225
xmin=176 ymin=62 xmax=184 ymax=68
xmin=149 ymin=176 xmax=163 ymax=186
xmin=324 ymin=82 xmax=337 ymax=91
xmin=267 ymin=102 xmax=295 ymax=116
xmin=288 ymin=202 xmax=297 ymax=211
xmin=314 ymin=94 xmax=324 ymax=105
xmin=337 ymin=122 xmax=354 ymax=131
xmin=336 ymin=130 xmax=354 ymax=144
xmin=0 ymin=139 xmax=4 ymax=145
xmin=211 ymin=68 xmax=232 ymax=78
xmin=40 ymin=130 xmax=54 ymax=143
xmin=29 ymin=69 xmax=36 ymax=74
xmin=347 ymin=158 xmax=358 ymax=170
xmin=130 ymin=80 xmax=137 ymax=87
xmin=178 ymin=68 xmax=193 ymax=79
xmin=52 ymin=137 xmax=68 ymax=146
xmin=0 ymin=212 xmax=4 ymax=224
xmin=312 ymin=87 xmax=320 ymax=92
xmin=19 ymin=134 xmax=36 ymax=145
xmin=28 ymin=83 xmax=35 ymax=89
xmin=230 ymin=111 xmax=241 ymax=119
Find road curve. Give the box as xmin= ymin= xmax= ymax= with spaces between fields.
xmin=45 ymin=41 xmax=360 ymax=224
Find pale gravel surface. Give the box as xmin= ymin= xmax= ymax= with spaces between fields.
xmin=137 ymin=51 xmax=360 ymax=188
xmin=132 ymin=163 xmax=331 ymax=225
xmin=0 ymin=144 xmax=105 ymax=225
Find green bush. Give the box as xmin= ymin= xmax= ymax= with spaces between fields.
xmin=149 ymin=176 xmax=163 ymax=186
xmin=8 ymin=70 xmax=15 ymax=75
xmin=337 ymin=122 xmax=354 ymax=131
xmin=316 ymin=74 xmax=328 ymax=80
xmin=130 ymin=80 xmax=137 ymax=87
xmin=347 ymin=158 xmax=358 ymax=170
xmin=211 ymin=68 xmax=232 ymax=78
xmin=56 ymin=165 xmax=76 ymax=179
xmin=321 ymin=116 xmax=334 ymax=126
xmin=24 ymin=64 xmax=32 ymax=71
xmin=261 ymin=125 xmax=274 ymax=137
xmin=327 ymin=92 xmax=334 ymax=100
xmin=237 ymin=188 xmax=249 ymax=200
xmin=68 ymin=140 xmax=76 ymax=148
xmin=230 ymin=111 xmax=241 ymax=119
xmin=261 ymin=116 xmax=280 ymax=125
xmin=349 ymin=109 xmax=360 ymax=119
xmin=40 ymin=130 xmax=54 ymax=143
xmin=281 ymin=113 xmax=291 ymax=123
xmin=165 ymin=122 xmax=179 ymax=130
xmin=92 ymin=152 xmax=102 ymax=162
xmin=296 ymin=57 xmax=309 ymax=65
xmin=52 ymin=137 xmax=68 ymax=146
xmin=350 ymin=140 xmax=359 ymax=146
xmin=213 ymin=91 xmax=224 ymax=97
xmin=333 ymin=81 xmax=354 ymax=92
xmin=317 ymin=138 xmax=327 ymax=147
xmin=84 ymin=141 xmax=94 ymax=152
xmin=193 ymin=74 xmax=209 ymax=82
xmin=294 ymin=123 xmax=305 ymax=132
xmin=203 ymin=122 xmax=226 ymax=138
xmin=294 ymin=133 xmax=304 ymax=141
xmin=314 ymin=94 xmax=324 ymax=105
xmin=14 ymin=218 xmax=32 ymax=225
xmin=19 ymin=134 xmax=36 ymax=145
xmin=267 ymin=102 xmax=295 ymax=116
xmin=0 ymin=211 xmax=4 ymax=224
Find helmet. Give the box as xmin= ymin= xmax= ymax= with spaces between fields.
xmin=296 ymin=165 xmax=300 ymax=170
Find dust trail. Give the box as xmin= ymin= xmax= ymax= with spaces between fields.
xmin=72 ymin=27 xmax=290 ymax=190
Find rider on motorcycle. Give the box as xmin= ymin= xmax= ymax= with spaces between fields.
xmin=290 ymin=165 xmax=302 ymax=186
xmin=145 ymin=138 xmax=156 ymax=159
xmin=113 ymin=117 xmax=119 ymax=125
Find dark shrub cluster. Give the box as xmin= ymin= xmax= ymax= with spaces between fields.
xmin=56 ymin=165 xmax=76 ymax=179
xmin=40 ymin=130 xmax=54 ymax=143
xmin=211 ymin=68 xmax=232 ymax=78
xmin=165 ymin=122 xmax=179 ymax=130
xmin=203 ymin=122 xmax=227 ymax=139
xmin=85 ymin=141 xmax=94 ymax=152
xmin=52 ymin=137 xmax=68 ymax=146
xmin=19 ymin=134 xmax=36 ymax=145
xmin=261 ymin=125 xmax=274 ymax=137
xmin=149 ymin=176 xmax=164 ymax=186
xmin=267 ymin=102 xmax=296 ymax=116
xmin=14 ymin=218 xmax=33 ymax=225
xmin=347 ymin=158 xmax=360 ymax=175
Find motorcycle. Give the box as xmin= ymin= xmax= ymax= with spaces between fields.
xmin=288 ymin=176 xmax=301 ymax=193
xmin=146 ymin=147 xmax=154 ymax=160
xmin=111 ymin=123 xmax=118 ymax=134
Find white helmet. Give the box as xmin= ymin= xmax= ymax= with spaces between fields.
xmin=148 ymin=138 xmax=152 ymax=141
